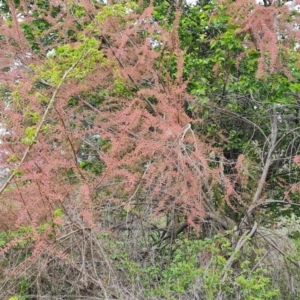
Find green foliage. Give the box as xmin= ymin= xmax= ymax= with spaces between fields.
xmin=113 ymin=74 xmax=132 ymax=97
xmin=235 ymin=266 xmax=279 ymax=300
xmin=53 ymin=208 xmax=63 ymax=218
xmin=79 ymin=159 xmax=105 ymax=175
xmin=0 ymin=226 xmax=34 ymax=249
xmin=0 ymin=208 xmax=64 ymax=250
xmin=175 ymin=0 xmax=300 ymax=211
xmin=35 ymin=37 xmax=107 ymax=86
xmin=69 ymin=3 xmax=86 ymax=19
xmin=21 ymin=126 xmax=37 ymax=146
xmin=101 ymin=232 xmax=278 ymax=299
xmin=144 ymin=239 xmax=206 ymax=297
xmin=96 ymin=2 xmax=138 ymax=22
xmin=19 ymin=1 xmax=59 ymax=52
xmin=226 ymin=129 xmax=245 ymax=150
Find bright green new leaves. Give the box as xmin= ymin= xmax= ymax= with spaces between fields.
xmin=35 ymin=37 xmax=107 ymax=87
xmin=21 ymin=126 xmax=37 ymax=146
xmin=34 ymin=2 xmax=140 ymax=88
xmin=95 ymin=2 xmax=138 ymax=22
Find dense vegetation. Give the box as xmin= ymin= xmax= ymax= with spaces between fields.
xmin=1 ymin=0 xmax=300 ymax=298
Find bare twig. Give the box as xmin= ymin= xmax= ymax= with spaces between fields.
xmin=257 ymin=230 xmax=300 ymax=269
xmin=221 ymin=221 xmax=258 ymax=282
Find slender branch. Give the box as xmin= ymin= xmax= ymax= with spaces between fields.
xmin=0 ymin=50 xmax=91 ymax=198
xmin=212 ymin=105 xmax=268 ymax=142
xmin=257 ymin=230 xmax=300 ymax=269
xmin=251 ymin=108 xmax=278 ymax=206
xmin=237 ymin=110 xmax=278 ymax=230
xmin=248 ymin=200 xmax=300 ymax=215
xmin=53 ymin=106 xmax=87 ymax=181
xmin=221 ymin=221 xmax=258 ymax=282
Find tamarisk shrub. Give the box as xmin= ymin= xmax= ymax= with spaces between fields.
xmin=0 ymin=0 xmax=234 ymax=296
xmin=1 ymin=0 xmax=300 ymax=297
